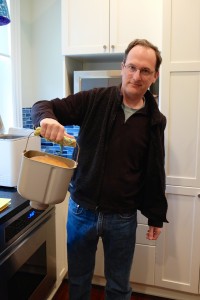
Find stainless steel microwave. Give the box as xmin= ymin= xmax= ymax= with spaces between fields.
xmin=74 ymin=70 xmax=122 ymax=94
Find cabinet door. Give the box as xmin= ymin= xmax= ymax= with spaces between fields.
xmin=131 ymin=230 xmax=156 ymax=285
xmin=130 ymin=212 xmax=156 ymax=285
xmin=155 ymin=186 xmax=200 ymax=293
xmin=110 ymin=0 xmax=163 ymax=53
xmin=49 ymin=192 xmax=68 ymax=298
xmin=62 ymin=0 xmax=109 ymax=55
xmin=160 ymin=0 xmax=200 ymax=187
xmin=62 ymin=0 xmax=162 ymax=55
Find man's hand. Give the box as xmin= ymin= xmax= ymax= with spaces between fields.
xmin=40 ymin=118 xmax=73 ymax=142
xmin=146 ymin=226 xmax=161 ymax=240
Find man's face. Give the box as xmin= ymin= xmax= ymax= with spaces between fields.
xmin=121 ymin=45 xmax=159 ymax=100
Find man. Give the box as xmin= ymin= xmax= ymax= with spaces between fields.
xmin=31 ymin=39 xmax=168 ymax=300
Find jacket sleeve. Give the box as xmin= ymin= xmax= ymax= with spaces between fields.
xmin=140 ymin=115 xmax=168 ymax=227
xmin=31 ymin=100 xmax=58 ymax=127
xmin=31 ymin=92 xmax=91 ymax=128
xmin=31 ymin=89 xmax=105 ymax=128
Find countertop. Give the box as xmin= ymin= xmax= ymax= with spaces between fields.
xmin=0 ymin=187 xmax=29 ymax=224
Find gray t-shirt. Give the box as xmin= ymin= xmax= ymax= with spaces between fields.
xmin=122 ymin=99 xmax=145 ymax=122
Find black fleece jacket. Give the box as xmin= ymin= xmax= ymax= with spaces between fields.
xmin=31 ymin=85 xmax=168 ymax=227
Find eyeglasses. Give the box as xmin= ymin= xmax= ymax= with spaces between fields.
xmin=123 ymin=64 xmax=155 ymax=77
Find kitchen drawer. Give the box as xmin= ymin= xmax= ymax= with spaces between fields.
xmin=131 ymin=244 xmax=155 ymax=285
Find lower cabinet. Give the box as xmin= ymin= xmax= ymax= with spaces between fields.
xmin=47 ymin=193 xmax=69 ymax=299
xmin=54 ymin=193 xmax=69 ymax=281
xmin=130 ymin=213 xmax=156 ymax=286
xmin=155 ymin=185 xmax=200 ymax=294
xmin=131 ymin=245 xmax=155 ymax=286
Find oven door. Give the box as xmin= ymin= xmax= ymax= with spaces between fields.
xmin=0 ymin=208 xmax=56 ymax=300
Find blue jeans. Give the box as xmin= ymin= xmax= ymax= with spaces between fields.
xmin=67 ymin=197 xmax=137 ymax=300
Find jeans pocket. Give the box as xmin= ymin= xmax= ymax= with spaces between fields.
xmin=119 ymin=211 xmax=137 ymax=219
xmin=69 ymin=197 xmax=83 ymax=215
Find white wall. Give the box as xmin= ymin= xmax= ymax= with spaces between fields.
xmin=20 ymin=0 xmax=64 ymax=108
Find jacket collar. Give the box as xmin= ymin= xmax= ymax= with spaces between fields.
xmin=117 ymin=85 xmax=163 ymax=126
xmin=144 ymin=90 xmax=164 ymax=126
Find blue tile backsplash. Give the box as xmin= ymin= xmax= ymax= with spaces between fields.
xmin=22 ymin=107 xmax=79 ymax=159
xmin=22 ymin=108 xmax=33 ymax=129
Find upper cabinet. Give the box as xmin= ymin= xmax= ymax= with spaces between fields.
xmin=61 ymin=0 xmax=163 ymax=55
xmin=61 ymin=0 xmax=109 ymax=55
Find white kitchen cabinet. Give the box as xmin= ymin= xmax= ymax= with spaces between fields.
xmin=160 ymin=0 xmax=200 ymax=188
xmin=61 ymin=0 xmax=109 ymax=55
xmin=130 ymin=212 xmax=156 ymax=286
xmin=154 ymin=0 xmax=200 ymax=295
xmin=61 ymin=0 xmax=162 ymax=55
xmin=155 ymin=186 xmax=200 ymax=294
xmin=47 ymin=193 xmax=69 ymax=299
xmin=54 ymin=193 xmax=69 ymax=281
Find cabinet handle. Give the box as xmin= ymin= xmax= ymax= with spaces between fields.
xmin=111 ymin=45 xmax=115 ymax=49
xmin=103 ymin=45 xmax=107 ymax=50
xmin=198 ymin=194 xmax=200 ymax=198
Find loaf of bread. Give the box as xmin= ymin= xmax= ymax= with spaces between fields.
xmin=30 ymin=155 xmax=70 ymax=168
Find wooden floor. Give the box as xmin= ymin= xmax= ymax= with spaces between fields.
xmin=52 ymin=280 xmax=171 ymax=300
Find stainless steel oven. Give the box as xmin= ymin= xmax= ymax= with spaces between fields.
xmin=0 ymin=187 xmax=56 ymax=300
